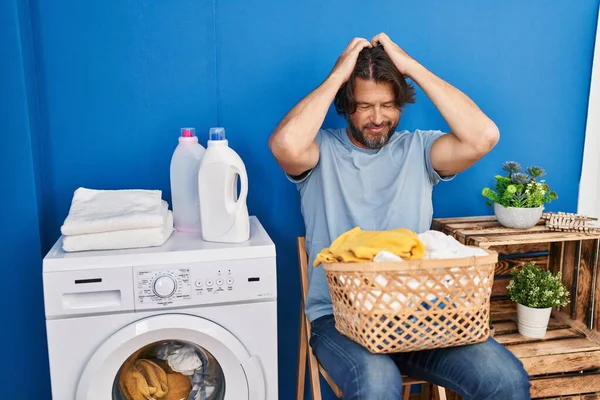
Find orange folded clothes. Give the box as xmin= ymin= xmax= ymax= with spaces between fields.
xmin=314 ymin=226 xmax=425 ymax=266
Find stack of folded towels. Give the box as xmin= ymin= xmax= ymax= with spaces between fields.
xmin=60 ymin=188 xmax=174 ymax=252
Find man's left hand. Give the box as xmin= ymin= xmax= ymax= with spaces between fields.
xmin=370 ymin=33 xmax=418 ymax=76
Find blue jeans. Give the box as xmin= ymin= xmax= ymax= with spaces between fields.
xmin=310 ymin=315 xmax=531 ymax=400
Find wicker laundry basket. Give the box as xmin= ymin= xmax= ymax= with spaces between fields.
xmin=320 ymin=249 xmax=498 ymax=354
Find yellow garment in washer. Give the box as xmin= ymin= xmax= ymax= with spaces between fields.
xmin=119 ymin=358 xmax=168 ymax=400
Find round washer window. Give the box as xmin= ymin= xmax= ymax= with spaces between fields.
xmin=112 ymin=340 xmax=226 ymax=400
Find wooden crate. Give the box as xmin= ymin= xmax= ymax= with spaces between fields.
xmin=432 ymin=215 xmax=600 ymax=399
xmin=432 ymin=215 xmax=600 ymax=330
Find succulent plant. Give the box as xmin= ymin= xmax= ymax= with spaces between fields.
xmin=502 ymin=161 xmax=522 ymax=178
xmin=511 ymin=173 xmax=531 ymax=185
xmin=482 ymin=161 xmax=558 ymax=208
xmin=526 ymin=166 xmax=546 ymax=180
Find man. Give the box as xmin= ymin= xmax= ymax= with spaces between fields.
xmin=269 ymin=33 xmax=531 ymax=399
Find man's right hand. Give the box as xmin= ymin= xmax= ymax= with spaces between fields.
xmin=269 ymin=38 xmax=371 ymax=177
xmin=328 ymin=38 xmax=372 ymax=85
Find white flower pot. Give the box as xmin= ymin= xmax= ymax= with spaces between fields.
xmin=516 ymin=303 xmax=552 ymax=338
xmin=494 ymin=203 xmax=543 ymax=229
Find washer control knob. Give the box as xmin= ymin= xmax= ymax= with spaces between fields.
xmin=153 ymin=275 xmax=176 ymax=298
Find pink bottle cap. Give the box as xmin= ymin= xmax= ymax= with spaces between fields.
xmin=181 ymin=127 xmax=195 ymax=137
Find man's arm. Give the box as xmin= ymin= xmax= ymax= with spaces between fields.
xmin=371 ymin=33 xmax=500 ymax=177
xmin=269 ymin=38 xmax=372 ymax=177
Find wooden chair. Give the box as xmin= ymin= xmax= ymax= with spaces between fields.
xmin=296 ymin=237 xmax=448 ymax=400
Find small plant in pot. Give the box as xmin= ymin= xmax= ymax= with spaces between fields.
xmin=482 ymin=161 xmax=558 ymax=229
xmin=506 ymin=262 xmax=570 ymax=338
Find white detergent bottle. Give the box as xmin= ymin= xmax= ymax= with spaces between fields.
xmin=198 ymin=127 xmax=250 ymax=243
xmin=170 ymin=127 xmax=206 ymax=233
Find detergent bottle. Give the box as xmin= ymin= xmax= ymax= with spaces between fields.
xmin=198 ymin=127 xmax=250 ymax=243
xmin=170 ymin=127 xmax=205 ymax=233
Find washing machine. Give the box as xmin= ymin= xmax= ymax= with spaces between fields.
xmin=43 ymin=216 xmax=278 ymax=400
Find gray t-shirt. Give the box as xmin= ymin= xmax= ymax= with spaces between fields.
xmin=288 ymin=128 xmax=454 ymax=322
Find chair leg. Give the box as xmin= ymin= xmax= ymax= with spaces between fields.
xmin=433 ymin=385 xmax=447 ymax=400
xmin=402 ymin=383 xmax=412 ymax=400
xmin=305 ymin=317 xmax=322 ymax=399
xmin=296 ymin=308 xmax=307 ymax=400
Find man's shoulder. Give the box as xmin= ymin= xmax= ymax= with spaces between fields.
xmin=390 ymin=129 xmax=446 ymax=147
xmin=315 ymin=127 xmax=344 ymax=144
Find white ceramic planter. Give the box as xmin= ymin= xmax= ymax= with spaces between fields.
xmin=517 ymin=303 xmax=552 ymax=338
xmin=494 ymin=203 xmax=543 ymax=229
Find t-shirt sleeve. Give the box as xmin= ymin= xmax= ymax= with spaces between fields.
xmin=415 ymin=129 xmax=457 ymax=185
xmin=285 ymin=130 xmax=325 ymax=189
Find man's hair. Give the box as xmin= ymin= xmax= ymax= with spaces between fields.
xmin=334 ymin=46 xmax=416 ymax=116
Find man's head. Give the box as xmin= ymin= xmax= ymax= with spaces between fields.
xmin=334 ymin=45 xmax=416 ymax=149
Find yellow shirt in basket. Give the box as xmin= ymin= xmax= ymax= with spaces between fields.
xmin=313 ymin=226 xmax=425 ymax=266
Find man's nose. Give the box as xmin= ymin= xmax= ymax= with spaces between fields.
xmin=371 ymin=107 xmax=384 ymax=125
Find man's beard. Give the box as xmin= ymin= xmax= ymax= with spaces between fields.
xmin=347 ymin=119 xmax=398 ymax=149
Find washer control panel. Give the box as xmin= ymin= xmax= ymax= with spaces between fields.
xmin=136 ymin=268 xmax=191 ymax=306
xmin=133 ymin=257 xmax=276 ymax=310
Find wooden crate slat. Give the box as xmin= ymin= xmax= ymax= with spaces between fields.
xmin=490 ymin=300 xmax=516 ymax=321
xmin=562 ymin=241 xmax=579 ymax=317
xmin=431 ymin=215 xmax=497 ymax=229
xmin=522 ymin=351 xmax=600 ymax=376
xmin=490 ymin=299 xmax=516 ymax=314
xmin=543 ymin=395 xmax=600 ymax=400
xmin=468 ymin=232 xmax=600 ymax=248
xmin=549 ymin=241 xmax=565 ymax=275
xmin=439 ymin=221 xmax=502 ymax=238
xmin=494 ymin=254 xmax=549 ymax=275
xmin=456 ymin=224 xmax=548 ymax=243
xmin=592 ymin=239 xmax=600 ymax=331
xmin=530 ymin=373 xmax=600 ymax=398
xmin=492 ymin=318 xmax=569 ymax=335
xmin=492 ymin=276 xmax=510 ymax=297
xmin=506 ymin=337 xmax=600 ymax=358
xmin=574 ymin=240 xmax=597 ymax=326
xmin=487 ymin=242 xmax=550 ymax=255
xmin=494 ymin=328 xmax=584 ymax=345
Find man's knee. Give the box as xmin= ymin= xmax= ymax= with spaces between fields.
xmin=478 ymin=364 xmax=530 ymax=399
xmin=473 ymin=347 xmax=531 ymax=399
xmin=342 ymin=355 xmax=403 ymax=399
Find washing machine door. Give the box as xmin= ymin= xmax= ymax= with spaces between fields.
xmin=76 ymin=314 xmax=265 ymax=400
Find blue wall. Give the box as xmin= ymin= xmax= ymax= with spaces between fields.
xmin=0 ymin=0 xmax=50 ymax=397
xmin=2 ymin=0 xmax=598 ymax=398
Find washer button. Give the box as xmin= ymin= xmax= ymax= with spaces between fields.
xmin=226 ymin=277 xmax=235 ymax=285
xmin=195 ymin=279 xmax=203 ymax=288
xmin=205 ymin=279 xmax=214 ymax=287
xmin=216 ymin=277 xmax=224 ymax=286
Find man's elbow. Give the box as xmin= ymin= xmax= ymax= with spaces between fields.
xmin=474 ymin=123 xmax=500 ymax=156
xmin=269 ymin=133 xmax=294 ymax=162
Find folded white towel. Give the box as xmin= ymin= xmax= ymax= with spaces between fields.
xmin=60 ymin=187 xmax=165 ymax=236
xmin=62 ymin=206 xmax=174 ymax=252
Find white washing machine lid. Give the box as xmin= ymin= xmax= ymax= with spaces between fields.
xmin=76 ymin=314 xmax=266 ymax=400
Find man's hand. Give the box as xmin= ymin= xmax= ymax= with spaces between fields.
xmin=269 ymin=38 xmax=372 ymax=177
xmin=371 ymin=32 xmax=499 ymax=177
xmin=370 ymin=33 xmax=418 ymax=76
xmin=328 ymin=38 xmax=372 ymax=84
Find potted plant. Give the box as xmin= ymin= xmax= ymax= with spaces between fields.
xmin=482 ymin=161 xmax=558 ymax=229
xmin=506 ymin=262 xmax=570 ymax=338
